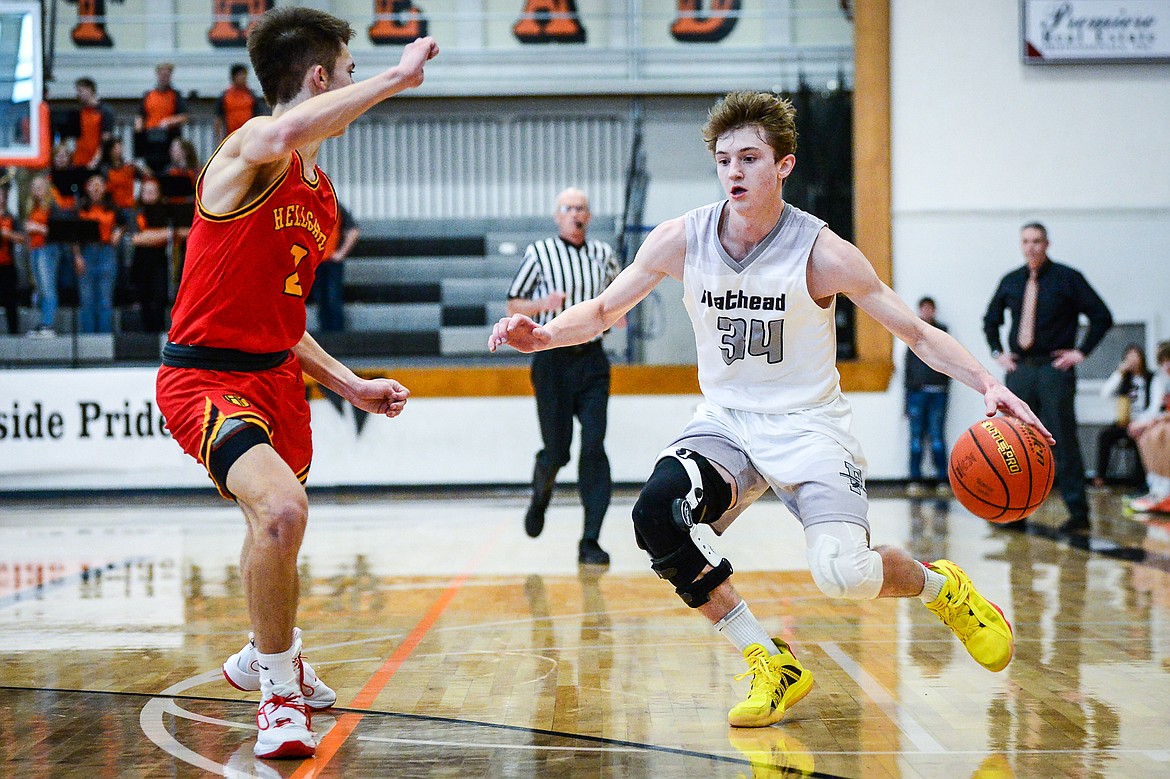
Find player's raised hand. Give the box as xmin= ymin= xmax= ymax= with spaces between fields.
xmin=397 ymin=37 xmax=439 ymax=87
xmin=984 ymin=384 xmax=1055 ymax=444
xmin=488 ymin=314 xmax=551 ymax=353
xmin=350 ymin=377 xmax=410 ymax=418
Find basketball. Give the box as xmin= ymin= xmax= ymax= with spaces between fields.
xmin=948 ymin=417 xmax=1054 ymax=523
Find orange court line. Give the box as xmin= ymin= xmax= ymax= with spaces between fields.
xmin=289 ymin=516 xmax=509 ymax=778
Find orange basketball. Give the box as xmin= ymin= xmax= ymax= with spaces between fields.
xmin=948 ymin=417 xmax=1054 ymax=523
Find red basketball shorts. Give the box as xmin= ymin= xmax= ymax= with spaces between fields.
xmin=156 ymin=357 xmax=312 ymax=499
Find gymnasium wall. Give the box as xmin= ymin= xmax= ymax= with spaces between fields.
xmin=3 ymin=2 xmax=1167 ymax=491
xmin=862 ymin=0 xmax=1170 ymax=480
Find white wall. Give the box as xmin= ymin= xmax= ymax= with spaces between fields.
xmin=627 ymin=4 xmax=1169 ymax=479
xmin=866 ymin=0 xmax=1170 ymax=479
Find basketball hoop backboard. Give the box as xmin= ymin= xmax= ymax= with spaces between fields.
xmin=0 ymin=1 xmax=45 ymax=167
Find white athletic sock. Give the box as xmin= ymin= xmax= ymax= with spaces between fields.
xmin=714 ymin=600 xmax=775 ymax=654
xmin=918 ymin=562 xmax=947 ymax=603
xmin=1148 ymin=474 xmax=1170 ymax=498
xmin=255 ymin=643 xmax=298 ymax=694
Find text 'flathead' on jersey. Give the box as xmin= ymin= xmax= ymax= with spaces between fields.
xmin=272 ymin=205 xmax=328 ymax=251
xmin=700 ymin=289 xmax=786 ymax=312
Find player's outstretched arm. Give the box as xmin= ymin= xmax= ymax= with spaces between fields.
xmin=487 ymin=217 xmax=685 ymax=354
xmin=293 ymin=332 xmax=409 ymax=418
xmin=813 ymin=229 xmax=1055 ymax=444
xmin=238 ymin=37 xmax=438 ymax=165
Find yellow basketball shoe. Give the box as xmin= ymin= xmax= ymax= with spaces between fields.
xmin=727 ymin=727 xmax=816 ymax=778
xmin=925 ymin=559 xmax=1014 ymax=672
xmin=728 ymin=639 xmax=814 ymax=728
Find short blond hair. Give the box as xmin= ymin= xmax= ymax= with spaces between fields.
xmin=702 ymin=90 xmax=798 ymax=160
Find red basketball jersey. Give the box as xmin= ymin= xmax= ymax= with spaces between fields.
xmin=169 ymin=150 xmax=338 ymax=353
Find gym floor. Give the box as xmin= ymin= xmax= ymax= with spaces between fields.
xmin=0 ymin=485 xmax=1167 ymax=778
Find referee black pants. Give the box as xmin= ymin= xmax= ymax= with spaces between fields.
xmin=531 ymin=341 xmax=612 ymax=541
xmin=1006 ymin=359 xmax=1089 ymax=522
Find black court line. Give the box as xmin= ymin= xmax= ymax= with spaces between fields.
xmin=0 ymin=685 xmax=855 ymax=779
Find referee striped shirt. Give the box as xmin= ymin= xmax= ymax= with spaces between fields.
xmin=507 ymin=236 xmax=621 ymax=333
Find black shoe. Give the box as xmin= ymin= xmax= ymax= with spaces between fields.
xmin=578 ymin=539 xmax=610 ymax=566
xmin=1058 ymin=516 xmax=1091 ymax=535
xmin=525 ymin=502 xmax=546 ymax=538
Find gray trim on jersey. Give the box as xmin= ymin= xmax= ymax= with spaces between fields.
xmin=712 ymin=200 xmax=795 ymax=274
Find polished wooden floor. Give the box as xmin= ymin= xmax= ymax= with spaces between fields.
xmin=1 ymin=485 xmax=1169 ymax=778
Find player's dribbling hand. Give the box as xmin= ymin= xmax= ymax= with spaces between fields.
xmin=984 ymin=385 xmax=1055 ymax=444
xmin=398 ymin=37 xmax=440 ymax=88
xmin=351 ymin=378 xmax=410 ymax=418
xmin=487 ymin=314 xmax=550 ymax=354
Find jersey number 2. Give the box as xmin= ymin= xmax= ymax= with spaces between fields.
xmin=717 ymin=316 xmax=784 ymax=365
xmin=283 ymin=244 xmax=309 ymax=297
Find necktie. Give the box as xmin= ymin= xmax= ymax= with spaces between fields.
xmin=1017 ymin=268 xmax=1039 ymax=351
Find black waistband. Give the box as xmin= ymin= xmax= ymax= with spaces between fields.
xmin=162 ymin=342 xmax=290 ymax=372
xmin=553 ymin=340 xmax=604 ymax=355
xmin=1018 ymin=354 xmax=1053 ymax=366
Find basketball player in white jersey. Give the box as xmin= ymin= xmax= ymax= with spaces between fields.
xmin=489 ymin=91 xmax=1053 ymax=728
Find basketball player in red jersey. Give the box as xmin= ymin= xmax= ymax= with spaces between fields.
xmin=156 ymin=7 xmax=438 ymax=759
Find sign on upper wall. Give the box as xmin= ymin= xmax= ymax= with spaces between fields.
xmin=63 ymin=0 xmax=771 ymax=50
xmin=1022 ymin=0 xmax=1170 ymax=63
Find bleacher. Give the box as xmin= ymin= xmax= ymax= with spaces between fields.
xmin=0 ymin=218 xmax=618 ymax=367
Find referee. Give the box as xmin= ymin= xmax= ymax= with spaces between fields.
xmin=507 ymin=187 xmax=622 ymax=565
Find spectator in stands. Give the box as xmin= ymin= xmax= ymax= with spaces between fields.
xmin=904 ymin=296 xmax=951 ymax=495
xmin=130 ymin=178 xmax=176 ymax=333
xmin=25 ymin=175 xmax=61 ymax=338
xmin=102 ymin=137 xmax=147 ymax=223
xmin=75 ymin=173 xmax=122 ymax=333
xmin=50 ymin=141 xmax=84 ymax=209
xmin=70 ymin=77 xmax=115 ymax=169
xmin=0 ymin=178 xmax=20 ymax=334
xmin=164 ymin=137 xmax=198 ymax=204
xmin=135 ymin=63 xmax=188 ymax=174
xmin=1128 ymin=342 xmax=1170 ymax=514
xmin=215 ymin=63 xmax=259 ymax=141
xmin=311 ymin=202 xmax=358 ymax=332
xmin=1094 ymin=344 xmax=1152 ymax=489
xmin=506 ymin=187 xmax=622 ymax=566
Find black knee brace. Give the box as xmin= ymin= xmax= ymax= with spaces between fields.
xmin=207 ymin=417 xmax=271 ymax=499
xmin=632 ymin=451 xmax=734 ymax=608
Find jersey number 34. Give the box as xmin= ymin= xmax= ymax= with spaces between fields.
xmin=717 ymin=316 xmax=784 ymax=365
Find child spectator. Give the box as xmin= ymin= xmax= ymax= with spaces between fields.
xmin=130 ymin=178 xmax=181 ymax=333
xmin=25 ymin=175 xmax=60 ymax=338
xmin=75 ymin=174 xmax=122 ymax=333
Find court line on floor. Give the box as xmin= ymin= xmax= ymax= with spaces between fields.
xmin=819 ymin=641 xmax=946 ymax=754
xmin=287 ymin=515 xmax=512 ymax=779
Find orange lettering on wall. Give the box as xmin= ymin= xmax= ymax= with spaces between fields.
xmin=208 ymin=0 xmax=273 ymax=48
xmin=671 ymin=0 xmax=741 ymax=43
xmin=369 ymin=0 xmax=429 ymax=45
xmin=69 ymin=0 xmax=114 ymax=48
xmin=513 ymin=0 xmax=586 ymax=44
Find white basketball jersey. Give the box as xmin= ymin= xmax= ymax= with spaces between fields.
xmin=682 ymin=200 xmax=841 ymax=414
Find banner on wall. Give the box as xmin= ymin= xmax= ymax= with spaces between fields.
xmin=1022 ymin=0 xmax=1170 ymax=62
xmin=68 ymin=0 xmax=746 ymax=49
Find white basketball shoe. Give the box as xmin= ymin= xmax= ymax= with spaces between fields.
xmin=222 ymin=627 xmax=337 ymax=710
xmin=253 ymin=683 xmax=315 ymax=759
